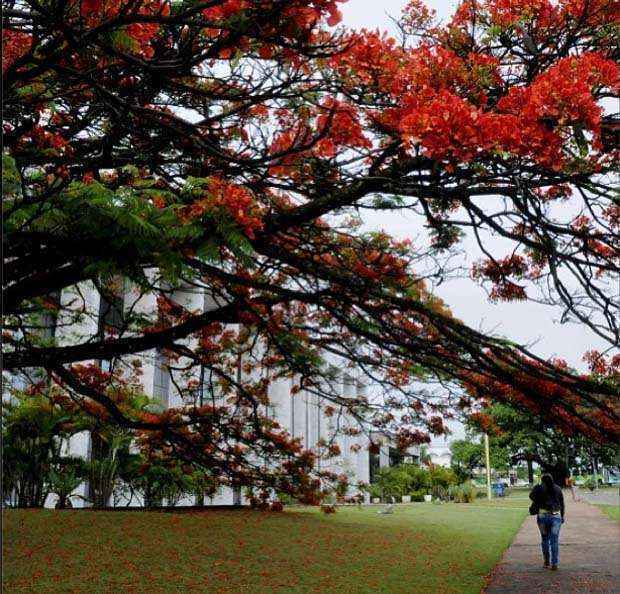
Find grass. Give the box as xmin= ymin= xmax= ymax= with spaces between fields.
xmin=597 ymin=505 xmax=620 ymax=523
xmin=457 ymin=489 xmax=530 ymax=510
xmin=2 ymin=503 xmax=526 ymax=594
xmin=467 ymin=494 xmax=530 ymax=509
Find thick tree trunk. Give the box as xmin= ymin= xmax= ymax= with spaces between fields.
xmin=89 ymin=431 xmax=112 ymax=508
xmin=591 ymin=451 xmax=599 ymax=490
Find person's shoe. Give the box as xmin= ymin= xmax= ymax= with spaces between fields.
xmin=543 ymin=554 xmax=550 ymax=568
xmin=551 ymin=565 xmax=558 ymax=571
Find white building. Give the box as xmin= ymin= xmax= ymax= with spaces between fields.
xmin=5 ymin=280 xmax=411 ymax=507
xmin=427 ymin=439 xmax=453 ymax=468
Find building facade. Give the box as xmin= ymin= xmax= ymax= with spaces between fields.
xmin=5 ymin=280 xmax=411 ymax=508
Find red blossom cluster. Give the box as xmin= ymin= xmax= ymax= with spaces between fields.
xmin=462 ymin=356 xmax=619 ymax=443
xmin=472 ymin=255 xmax=528 ymax=302
xmin=582 ymin=351 xmax=620 ymax=377
xmin=395 ymin=428 xmax=432 ymax=451
xmin=2 ymin=30 xmax=31 ymax=74
xmin=79 ymin=0 xmax=169 ymax=57
xmin=333 ymin=7 xmax=617 ymax=170
xmin=497 ymin=52 xmax=619 ymax=166
xmin=203 ymin=0 xmax=343 ymax=27
xmin=200 ymin=0 xmax=345 ymax=59
xmin=315 ymin=99 xmax=372 ymax=158
xmin=179 ymin=178 xmax=264 ymax=238
xmin=452 ymin=0 xmax=618 ymax=31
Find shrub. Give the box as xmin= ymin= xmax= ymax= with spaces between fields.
xmin=370 ymin=464 xmax=451 ymax=502
xmin=374 ymin=466 xmax=413 ymax=500
xmin=583 ymin=475 xmax=598 ymax=491
xmin=406 ymin=465 xmax=432 ymax=492
xmin=270 ymin=501 xmax=284 ymax=512
xmin=461 ymin=482 xmax=477 ymax=503
xmin=48 ymin=456 xmax=88 ymax=509
xmin=2 ymin=392 xmax=89 ymax=508
xmin=410 ymin=489 xmax=426 ymax=502
xmin=131 ymin=460 xmax=195 ymax=508
xmin=432 ymin=484 xmax=448 ymax=501
xmin=368 ymin=483 xmax=382 ymax=500
xmin=449 ymin=482 xmax=477 ymax=503
xmin=429 ymin=466 xmax=457 ymax=490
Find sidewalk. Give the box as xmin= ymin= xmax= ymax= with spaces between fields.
xmin=485 ymin=496 xmax=620 ymax=593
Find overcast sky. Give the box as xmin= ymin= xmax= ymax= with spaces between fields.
xmin=341 ymin=0 xmax=459 ymax=30
xmin=339 ymin=1 xmax=609 ymax=443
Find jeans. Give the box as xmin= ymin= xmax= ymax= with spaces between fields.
xmin=537 ymin=514 xmax=562 ymax=565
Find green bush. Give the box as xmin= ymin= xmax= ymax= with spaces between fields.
xmin=2 ymin=393 xmax=88 ymax=508
xmin=406 ymin=465 xmax=432 ymax=492
xmin=370 ymin=464 xmax=457 ymax=502
xmin=429 ymin=467 xmax=456 ymax=501
xmin=368 ymin=483 xmax=382 ymax=500
xmin=461 ymin=482 xmax=477 ymax=503
xmin=275 ymin=492 xmax=295 ymax=505
xmin=48 ymin=456 xmax=88 ymax=508
xmin=410 ymin=489 xmax=426 ymax=502
xmin=583 ymin=475 xmax=601 ymax=491
xmin=130 ymin=460 xmax=195 ymax=508
xmin=432 ymin=484 xmax=448 ymax=501
xmin=429 ymin=466 xmax=457 ymax=489
xmin=374 ymin=466 xmax=414 ymax=499
xmin=449 ymin=482 xmax=477 ymax=503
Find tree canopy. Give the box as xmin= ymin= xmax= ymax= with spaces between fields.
xmin=3 ymin=0 xmax=619 ymax=502
xmin=466 ymin=402 xmax=619 ymax=484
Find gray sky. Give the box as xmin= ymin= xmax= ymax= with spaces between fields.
xmin=339 ymin=1 xmax=608 ymax=443
xmin=341 ymin=0 xmax=459 ymax=30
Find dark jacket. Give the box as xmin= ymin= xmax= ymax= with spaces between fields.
xmin=529 ymin=483 xmax=565 ymax=518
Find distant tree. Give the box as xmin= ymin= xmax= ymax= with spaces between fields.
xmin=450 ymin=434 xmax=511 ymax=482
xmin=450 ymin=439 xmax=484 ymax=482
xmin=467 ymin=403 xmax=619 ymax=485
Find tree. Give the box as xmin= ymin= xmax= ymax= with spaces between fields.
xmin=1 ymin=390 xmax=85 ymax=507
xmin=450 ymin=439 xmax=484 ymax=481
xmin=467 ymin=403 xmax=620 ymax=485
xmin=3 ymin=0 xmax=619 ymax=503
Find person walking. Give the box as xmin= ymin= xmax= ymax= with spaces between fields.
xmin=565 ymin=475 xmax=580 ymax=502
xmin=529 ymin=474 xmax=565 ymax=570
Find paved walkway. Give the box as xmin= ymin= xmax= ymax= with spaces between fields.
xmin=485 ymin=495 xmax=620 ymax=593
xmin=581 ymin=488 xmax=620 ymax=506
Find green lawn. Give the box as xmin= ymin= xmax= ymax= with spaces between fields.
xmin=3 ymin=504 xmax=526 ymax=594
xmin=597 ymin=505 xmax=620 ymax=523
xmin=465 ymin=494 xmax=530 ymax=509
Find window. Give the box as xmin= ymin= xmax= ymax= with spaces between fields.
xmin=153 ymin=350 xmax=170 ymax=407
xmin=369 ymin=450 xmax=381 ymax=483
xmin=389 ymin=447 xmax=404 ymax=467
xmin=97 ymin=282 xmax=124 ymax=372
xmin=98 ymin=287 xmax=124 ymax=336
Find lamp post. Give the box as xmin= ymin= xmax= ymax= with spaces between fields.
xmin=485 ymin=433 xmax=492 ymax=501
